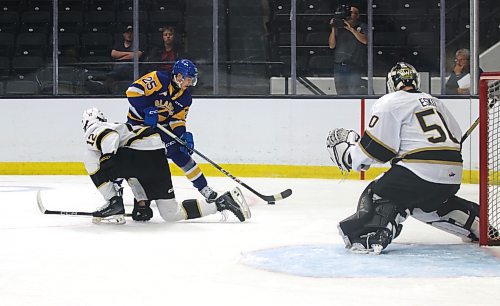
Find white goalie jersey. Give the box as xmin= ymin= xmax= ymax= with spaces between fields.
xmin=83 ymin=122 xmax=165 ymax=174
xmin=349 ymin=90 xmax=463 ymax=184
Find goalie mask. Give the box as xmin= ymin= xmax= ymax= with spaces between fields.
xmin=386 ymin=62 xmax=420 ymax=93
xmin=172 ymin=59 xmax=198 ymax=87
xmin=82 ymin=107 xmax=107 ymax=132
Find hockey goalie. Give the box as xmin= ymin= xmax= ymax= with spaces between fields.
xmin=327 ymin=62 xmax=489 ymax=254
xmin=81 ymin=107 xmax=250 ymax=224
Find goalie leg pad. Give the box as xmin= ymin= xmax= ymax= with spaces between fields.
xmin=338 ymin=182 xmax=407 ymax=252
xmin=411 ymin=196 xmax=480 ymax=242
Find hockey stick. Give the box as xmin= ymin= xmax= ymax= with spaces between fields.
xmin=37 ymin=191 xmax=132 ymax=217
xmin=156 ymin=124 xmax=292 ymax=204
xmin=460 ymin=117 xmax=479 ymax=144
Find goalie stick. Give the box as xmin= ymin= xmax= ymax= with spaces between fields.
xmin=156 ymin=124 xmax=292 ymax=204
xmin=36 ymin=191 xmax=132 ymax=217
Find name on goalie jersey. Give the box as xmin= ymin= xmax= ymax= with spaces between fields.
xmin=418 ymin=97 xmax=438 ymax=107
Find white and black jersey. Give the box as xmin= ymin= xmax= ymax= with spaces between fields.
xmin=83 ymin=122 xmax=174 ymax=201
xmin=84 ymin=122 xmax=164 ymax=154
xmin=350 ymin=89 xmax=463 ymax=184
xmin=83 ymin=122 xmax=165 ymax=174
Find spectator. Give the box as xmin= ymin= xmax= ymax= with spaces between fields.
xmin=147 ymin=26 xmax=183 ymax=72
xmin=329 ymin=5 xmax=368 ymax=95
xmin=109 ymin=25 xmax=145 ymax=81
xmin=445 ymin=48 xmax=483 ymax=95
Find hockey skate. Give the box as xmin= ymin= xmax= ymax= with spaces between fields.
xmin=200 ymin=186 xmax=218 ymax=203
xmin=215 ymin=187 xmax=251 ymax=222
xmin=92 ymin=196 xmax=126 ymax=224
xmin=348 ymin=229 xmax=392 ymax=255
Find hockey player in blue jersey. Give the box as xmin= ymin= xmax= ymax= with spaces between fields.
xmin=125 ymin=59 xmax=218 ymax=204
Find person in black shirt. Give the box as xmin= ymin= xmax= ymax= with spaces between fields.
xmin=329 ymin=5 xmax=367 ymax=95
xmin=109 ymin=25 xmax=145 ymax=81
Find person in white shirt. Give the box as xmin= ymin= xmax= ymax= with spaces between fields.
xmin=327 ymin=62 xmax=484 ymax=254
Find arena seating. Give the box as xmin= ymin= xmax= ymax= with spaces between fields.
xmin=0 ymin=0 xmax=498 ymax=95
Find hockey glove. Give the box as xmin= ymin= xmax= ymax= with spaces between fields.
xmin=326 ymin=128 xmax=360 ymax=173
xmin=132 ymin=199 xmax=153 ymax=221
xmin=143 ymin=106 xmax=159 ymax=127
xmin=179 ymin=132 xmax=194 ymax=155
xmin=99 ymin=153 xmax=118 ymax=181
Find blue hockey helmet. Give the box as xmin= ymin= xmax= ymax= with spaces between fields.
xmin=172 ymin=59 xmax=198 ymax=87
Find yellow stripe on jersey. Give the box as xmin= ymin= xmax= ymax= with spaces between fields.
xmin=126 ymin=86 xmax=144 ymax=98
xmin=133 ymin=72 xmax=163 ymax=96
xmin=127 ymin=112 xmax=143 ymax=122
xmin=172 ymin=107 xmax=189 ymax=120
xmin=185 ymin=165 xmax=202 ymax=181
xmin=169 ymin=120 xmax=186 ymax=130
xmin=168 ymin=83 xmax=185 ymax=101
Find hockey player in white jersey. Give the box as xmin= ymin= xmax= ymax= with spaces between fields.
xmin=327 ymin=62 xmax=484 ymax=254
xmin=81 ymin=107 xmax=251 ymax=224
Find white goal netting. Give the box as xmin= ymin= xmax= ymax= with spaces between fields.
xmin=485 ymin=78 xmax=500 ymax=245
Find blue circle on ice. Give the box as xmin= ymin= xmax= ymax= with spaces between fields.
xmin=241 ymin=244 xmax=500 ymax=278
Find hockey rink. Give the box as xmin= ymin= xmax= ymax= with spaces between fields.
xmin=1 ymin=175 xmax=499 ymax=306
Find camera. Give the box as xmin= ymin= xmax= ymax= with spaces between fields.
xmin=332 ymin=4 xmax=351 ymax=28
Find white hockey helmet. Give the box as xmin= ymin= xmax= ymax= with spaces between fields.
xmin=386 ymin=62 xmax=420 ymax=93
xmin=82 ymin=107 xmax=107 ymax=132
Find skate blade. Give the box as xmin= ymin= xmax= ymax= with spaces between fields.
xmin=92 ymin=215 xmax=126 ymax=225
xmin=230 ymin=187 xmax=251 ymax=220
xmin=348 ymin=243 xmax=369 ymax=254
xmin=371 ymin=244 xmax=383 ymax=255
xmin=337 ymin=224 xmax=352 ymax=248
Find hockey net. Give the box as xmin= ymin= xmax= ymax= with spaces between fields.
xmin=479 ymin=73 xmax=500 ymax=246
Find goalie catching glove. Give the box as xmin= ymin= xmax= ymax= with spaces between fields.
xmin=326 ymin=128 xmax=360 ymax=173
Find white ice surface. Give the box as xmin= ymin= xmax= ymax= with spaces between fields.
xmin=0 ymin=176 xmax=499 ymax=306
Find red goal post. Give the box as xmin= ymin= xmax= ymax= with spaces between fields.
xmin=479 ymin=72 xmax=500 ymax=246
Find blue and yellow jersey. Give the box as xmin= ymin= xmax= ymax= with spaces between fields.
xmin=126 ymin=70 xmax=192 ymax=135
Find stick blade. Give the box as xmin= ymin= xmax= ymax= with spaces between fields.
xmin=262 ymin=188 xmax=293 ymax=203
xmin=279 ymin=188 xmax=293 ymax=199
xmin=36 ymin=190 xmax=47 ymax=214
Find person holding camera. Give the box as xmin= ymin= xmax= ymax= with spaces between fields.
xmin=328 ymin=5 xmax=367 ymax=95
